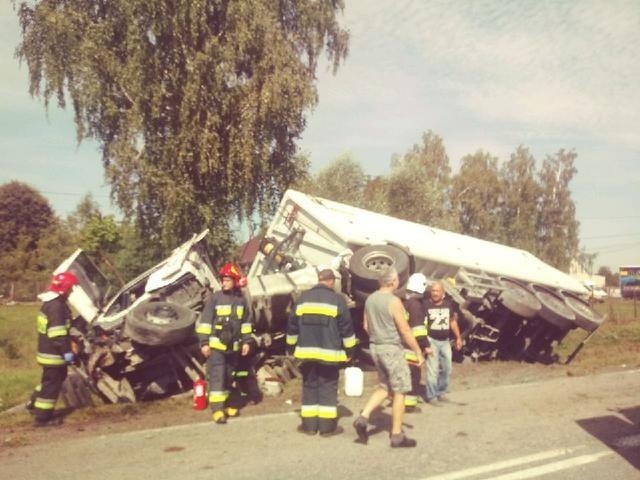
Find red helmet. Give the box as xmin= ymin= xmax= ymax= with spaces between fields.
xmin=219 ymin=262 xmax=242 ymax=287
xmin=47 ymin=271 xmax=78 ymax=295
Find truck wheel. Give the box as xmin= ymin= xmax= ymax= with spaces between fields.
xmin=560 ymin=291 xmax=604 ymax=332
xmin=497 ymin=278 xmax=541 ymax=319
xmin=124 ymin=301 xmax=196 ymax=346
xmin=350 ymin=245 xmax=410 ymax=293
xmin=529 ymin=284 xmax=576 ymax=331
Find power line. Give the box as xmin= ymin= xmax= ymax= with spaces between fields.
xmin=582 ymin=232 xmax=640 ymax=240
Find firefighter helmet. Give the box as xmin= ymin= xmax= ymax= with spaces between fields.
xmin=47 ymin=271 xmax=79 ymax=295
xmin=406 ymin=272 xmax=427 ymax=294
xmin=219 ymin=262 xmax=243 ymax=287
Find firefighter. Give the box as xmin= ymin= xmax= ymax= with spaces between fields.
xmin=402 ymin=272 xmax=431 ymax=411
xmin=286 ymin=268 xmax=356 ymax=436
xmin=197 ymin=262 xmax=253 ymax=424
xmin=27 ymin=271 xmax=79 ymax=427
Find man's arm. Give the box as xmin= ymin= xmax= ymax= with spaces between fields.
xmin=450 ymin=310 xmax=463 ymax=351
xmin=390 ymin=297 xmax=424 ymax=366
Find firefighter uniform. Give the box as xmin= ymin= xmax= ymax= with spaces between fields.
xmin=403 ymin=294 xmax=430 ymax=410
xmin=197 ymin=289 xmax=253 ymax=420
xmin=30 ymin=295 xmax=73 ymax=423
xmin=287 ymin=279 xmax=356 ymax=435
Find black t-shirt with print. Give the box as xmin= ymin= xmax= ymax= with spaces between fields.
xmin=424 ymin=297 xmax=457 ymax=341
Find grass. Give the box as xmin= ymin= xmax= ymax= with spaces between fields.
xmin=0 ymin=303 xmax=40 ymax=411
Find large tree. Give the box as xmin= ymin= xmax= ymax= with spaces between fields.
xmin=16 ymin=0 xmax=348 ymax=252
xmin=387 ymin=131 xmax=458 ymax=230
xmin=0 ymin=181 xmax=54 ymax=254
xmin=535 ymin=149 xmax=579 ymax=270
xmin=303 ymin=153 xmax=368 ymax=207
xmin=451 ymin=150 xmax=502 ymax=241
xmin=499 ymin=146 xmax=541 ymax=251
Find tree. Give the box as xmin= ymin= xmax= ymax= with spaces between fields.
xmin=499 ymin=146 xmax=541 ymax=251
xmin=451 ymin=150 xmax=502 ymax=241
xmin=535 ymin=149 xmax=579 ymax=270
xmin=597 ymin=266 xmax=619 ymax=287
xmin=0 ymin=181 xmax=54 ymax=254
xmin=387 ymin=131 xmax=458 ymax=230
xmin=16 ymin=0 xmax=348 ymax=252
xmin=303 ymin=153 xmax=368 ymax=207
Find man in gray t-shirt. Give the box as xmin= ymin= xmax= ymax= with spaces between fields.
xmin=352 ymin=267 xmax=424 ymax=448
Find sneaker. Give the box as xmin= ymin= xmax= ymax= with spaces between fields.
xmin=390 ymin=433 xmax=417 ymax=448
xmin=33 ymin=417 xmax=63 ymax=428
xmin=353 ymin=416 xmax=369 ymax=444
xmin=437 ymin=395 xmax=451 ymax=403
xmin=319 ymin=426 xmax=344 ymax=438
xmin=212 ymin=411 xmax=227 ymax=424
xmin=296 ymin=425 xmax=317 ymax=436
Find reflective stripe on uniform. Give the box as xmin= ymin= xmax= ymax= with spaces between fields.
xmin=318 ymin=405 xmax=337 ymax=419
xmin=342 ymin=334 xmax=357 ymax=348
xmin=294 ymin=346 xmax=347 ymax=363
xmin=36 ymin=314 xmax=48 ymax=334
xmin=236 ymin=306 xmax=244 ymax=317
xmin=47 ymin=325 xmax=68 ymax=338
xmin=34 ymin=397 xmax=56 ymax=410
xmin=286 ymin=334 xmax=298 ymax=346
xmin=36 ymin=353 xmax=65 ymax=366
xmin=234 ymin=370 xmax=249 ymax=377
xmin=295 ymin=302 xmax=338 ymax=317
xmin=209 ymin=390 xmax=229 ymax=403
xmin=196 ymin=322 xmax=212 ymax=335
xmin=404 ymin=350 xmax=418 ymax=362
xmin=240 ymin=322 xmax=252 ymax=334
xmin=301 ymin=404 xmax=319 ymax=418
xmin=412 ymin=325 xmax=428 ymax=337
xmin=215 ymin=305 xmax=232 ymax=316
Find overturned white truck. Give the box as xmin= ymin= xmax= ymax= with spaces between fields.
xmin=57 ymin=189 xmax=604 ymax=404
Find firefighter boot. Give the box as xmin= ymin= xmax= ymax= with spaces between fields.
xmin=212 ymin=410 xmax=227 ymax=424
xmin=225 ymin=407 xmax=239 ymax=418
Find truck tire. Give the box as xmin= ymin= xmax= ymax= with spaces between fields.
xmin=497 ymin=278 xmax=541 ymax=319
xmin=529 ymin=284 xmax=576 ymax=331
xmin=560 ymin=291 xmax=605 ymax=332
xmin=350 ymin=245 xmax=410 ymax=293
xmin=124 ymin=301 xmax=196 ymax=346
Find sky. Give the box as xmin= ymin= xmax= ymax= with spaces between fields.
xmin=1 ymin=0 xmax=639 ymax=271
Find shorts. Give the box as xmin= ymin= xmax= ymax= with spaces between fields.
xmin=370 ymin=343 xmax=412 ymax=394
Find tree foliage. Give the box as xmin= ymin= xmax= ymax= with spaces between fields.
xmin=0 ymin=181 xmax=54 ymax=254
xmin=499 ymin=146 xmax=540 ymax=251
xmin=16 ymin=0 xmax=348 ymax=252
xmin=302 ymin=153 xmax=368 ymax=207
xmin=451 ymin=150 xmax=501 ymax=241
xmin=535 ymin=149 xmax=579 ymax=269
xmin=388 ymin=131 xmax=457 ymax=230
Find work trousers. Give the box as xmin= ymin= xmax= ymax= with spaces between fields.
xmin=300 ymin=362 xmax=339 ymax=434
xmin=206 ymin=350 xmax=239 ymax=413
xmin=405 ymin=363 xmax=422 ymax=408
xmin=31 ymin=366 xmax=67 ymax=421
xmin=233 ymin=354 xmax=262 ymax=406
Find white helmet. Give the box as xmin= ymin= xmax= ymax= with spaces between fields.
xmin=406 ymin=272 xmax=427 ymax=294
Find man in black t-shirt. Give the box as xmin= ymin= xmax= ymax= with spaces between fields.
xmin=423 ymin=281 xmax=462 ymax=403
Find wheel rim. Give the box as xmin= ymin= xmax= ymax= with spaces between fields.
xmin=361 ymin=251 xmax=395 ymax=273
xmin=145 ymin=305 xmax=178 ymax=325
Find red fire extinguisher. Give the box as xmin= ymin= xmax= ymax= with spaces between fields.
xmin=193 ymin=377 xmax=207 ymax=410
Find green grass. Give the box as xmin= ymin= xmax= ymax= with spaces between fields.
xmin=0 ymin=303 xmax=40 ymax=411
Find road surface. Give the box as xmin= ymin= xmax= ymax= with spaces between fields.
xmin=1 ymin=369 xmax=638 ymax=479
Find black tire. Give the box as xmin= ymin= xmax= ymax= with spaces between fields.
xmin=124 ymin=301 xmax=196 ymax=346
xmin=497 ymin=278 xmax=542 ymax=319
xmin=350 ymin=245 xmax=411 ymax=293
xmin=560 ymin=291 xmax=605 ymax=332
xmin=529 ymin=284 xmax=576 ymax=331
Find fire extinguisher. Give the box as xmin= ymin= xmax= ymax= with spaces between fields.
xmin=193 ymin=377 xmax=207 ymax=410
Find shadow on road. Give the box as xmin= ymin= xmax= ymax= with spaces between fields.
xmin=576 ymin=405 xmax=640 ymax=470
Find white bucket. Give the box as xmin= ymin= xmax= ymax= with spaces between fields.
xmin=344 ymin=366 xmax=364 ymax=397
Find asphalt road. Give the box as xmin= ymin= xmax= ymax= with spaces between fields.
xmin=1 ymin=369 xmax=639 ymax=480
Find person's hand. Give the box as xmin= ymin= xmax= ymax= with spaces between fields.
xmin=424 ymin=347 xmax=433 ymax=357
xmin=454 ymin=338 xmax=463 ymax=351
xmin=241 ymin=343 xmax=250 ymax=356
xmin=200 ymin=345 xmax=211 ymax=358
xmin=63 ymin=352 xmax=75 ymax=365
xmin=414 ymin=350 xmax=425 ymax=367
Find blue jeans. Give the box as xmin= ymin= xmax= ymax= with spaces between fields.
xmin=425 ymin=337 xmax=452 ymax=401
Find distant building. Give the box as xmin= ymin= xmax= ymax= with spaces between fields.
xmin=569 ymin=259 xmax=605 ymax=288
